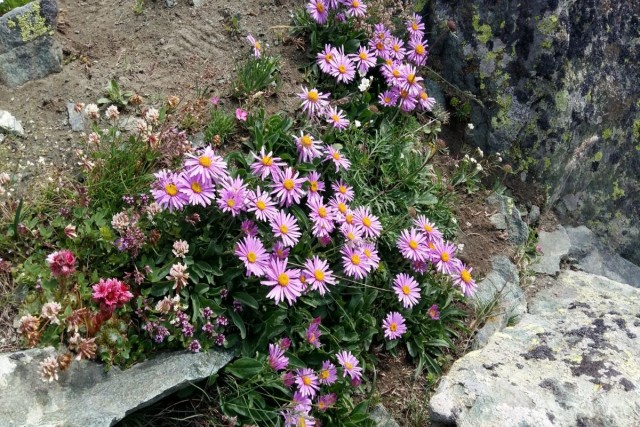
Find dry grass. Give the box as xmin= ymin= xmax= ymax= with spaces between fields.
xmin=0 ymin=269 xmax=19 ymax=353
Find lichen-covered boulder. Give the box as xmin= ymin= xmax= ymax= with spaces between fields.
xmin=0 ymin=0 xmax=62 ymax=87
xmin=422 ymin=0 xmax=640 ymax=265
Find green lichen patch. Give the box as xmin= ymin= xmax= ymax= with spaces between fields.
xmin=8 ymin=2 xmax=52 ymax=43
xmin=594 ymin=151 xmax=603 ymax=162
xmin=602 ymin=128 xmax=613 ymax=141
xmin=472 ymin=13 xmax=493 ymax=44
xmin=612 ymin=180 xmax=625 ymax=201
xmin=633 ymin=119 xmax=640 ymax=141
xmin=538 ymin=15 xmax=559 ymax=36
xmin=555 ymin=89 xmax=569 ymax=112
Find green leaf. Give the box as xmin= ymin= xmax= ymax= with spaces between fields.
xmin=229 ymin=309 xmax=246 ymax=339
xmin=232 ymin=292 xmax=259 ymax=309
xmin=225 ymin=357 xmax=263 ymax=379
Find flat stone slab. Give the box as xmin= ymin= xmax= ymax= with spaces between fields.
xmin=486 ymin=193 xmax=528 ymax=246
xmin=0 ymin=110 xmax=24 ymax=136
xmin=0 ymin=348 xmax=233 ymax=426
xmin=430 ymin=270 xmax=640 ymax=427
xmin=531 ymin=226 xmax=571 ymax=275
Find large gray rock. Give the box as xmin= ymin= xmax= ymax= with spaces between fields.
xmin=423 ymin=0 xmax=640 ymax=265
xmin=472 ymin=255 xmax=525 ymax=349
xmin=0 ymin=110 xmax=24 ymax=136
xmin=531 ymin=226 xmax=571 ymax=275
xmin=430 ymin=270 xmax=640 ymax=427
xmin=0 ymin=348 xmax=233 ymax=426
xmin=0 ymin=0 xmax=62 ymax=87
xmin=369 ymin=404 xmax=400 ymax=427
xmin=486 ymin=193 xmax=528 ymax=245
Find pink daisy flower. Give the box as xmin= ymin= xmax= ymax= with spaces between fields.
xmin=433 ymin=240 xmax=458 ymax=275
xmin=329 ymin=51 xmax=356 ymax=84
xmin=325 ymin=106 xmax=350 ymax=131
xmin=316 ymin=44 xmax=338 ymax=74
xmin=399 ymin=64 xmax=424 ymax=96
xmin=382 ymin=311 xmax=407 ymax=340
xmin=317 ymin=393 xmax=337 ymax=411
xmin=250 ymin=147 xmax=286 ymax=180
xmin=389 ymin=36 xmax=406 ymax=61
xmin=151 ymin=170 xmax=188 ymax=212
xmin=332 ymin=180 xmax=354 ymax=202
xmin=369 ymin=36 xmax=390 ymax=59
xmin=336 ymin=208 xmax=355 ymax=226
xmin=235 ymin=235 xmax=269 ymax=277
xmin=348 ymin=46 xmax=377 ymax=74
xmin=272 ymin=241 xmax=290 ymax=260
xmin=371 ymin=23 xmax=391 ymax=43
xmin=307 ymin=0 xmax=328 ymax=24
xmin=290 ymin=391 xmax=313 ymax=414
xmin=295 ymin=368 xmax=320 ymax=397
xmin=408 ymin=36 xmax=429 ymax=66
xmin=246 ymin=34 xmax=261 ymax=58
xmin=270 ymin=211 xmax=302 ymax=247
xmin=428 ymin=304 xmax=440 ymax=320
xmin=305 ymin=317 xmax=323 ymax=348
xmin=318 ymin=360 xmax=338 ymax=385
xmin=325 ymin=145 xmax=351 ymax=170
xmin=393 ymin=273 xmax=421 ymax=308
xmin=329 ymin=196 xmax=350 ymax=218
xmin=216 ymin=178 xmax=247 ymax=216
xmin=178 ymin=173 xmax=215 ymax=207
xmin=268 ymin=343 xmax=289 ymax=371
xmin=381 ymin=61 xmax=403 ymax=86
xmin=306 ymin=171 xmax=325 ymax=201
xmin=361 ymin=242 xmax=380 ymax=271
xmin=261 ymin=257 xmax=302 ymax=305
xmin=411 ymin=260 xmax=429 ymax=274
xmin=336 ymin=350 xmax=362 ymax=380
xmin=246 ymin=186 xmax=278 ymax=221
xmin=272 ymin=167 xmax=306 ymax=207
xmin=303 ymin=256 xmax=337 ymax=295
xmin=406 ymin=13 xmax=425 ymax=38
xmin=418 ymin=88 xmax=437 ymax=111
xmin=452 ymin=262 xmax=477 ymax=296
xmin=184 ymin=145 xmax=227 ymax=182
xmin=341 ymin=0 xmax=367 ymax=18
xmin=295 ymin=132 xmax=324 ymax=163
xmin=353 ymin=206 xmax=382 ymax=238
xmin=378 ymin=89 xmax=399 ymax=107
xmin=298 ymin=86 xmax=330 ymax=116
xmin=398 ymin=89 xmax=418 ymax=112
xmin=341 ymin=245 xmax=368 ymax=279
xmin=308 ymin=197 xmax=335 ymax=237
xmin=340 ymin=223 xmax=363 ymax=244
xmin=397 ymin=228 xmax=429 ymax=261
xmin=413 ymin=215 xmax=443 ymax=242
xmin=241 ymin=219 xmax=258 ymax=237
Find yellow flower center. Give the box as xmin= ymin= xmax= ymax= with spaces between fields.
xmin=256 ymin=200 xmax=266 ymax=210
xmin=390 ymin=322 xmax=397 ymax=332
xmin=318 ymin=402 xmax=326 ymax=409
xmin=345 ymin=362 xmax=353 ymax=370
xmin=402 ymin=285 xmax=411 ymax=295
xmin=424 ymin=224 xmax=433 ymax=232
xmin=376 ymin=42 xmax=384 ymax=50
xmin=362 ymin=217 xmax=372 ymax=227
xmin=301 ymin=135 xmax=313 ymax=147
xmin=351 ymin=254 xmax=361 ymax=265
xmin=384 ymin=97 xmax=391 ymax=103
xmin=261 ymin=156 xmax=273 ymax=166
xmin=385 ymin=58 xmax=393 ymax=66
xmin=320 ymin=369 xmax=330 ymax=379
xmin=325 ymin=53 xmax=333 ymax=63
xmin=302 ymin=376 xmax=312 ymax=386
xmin=332 ymin=151 xmax=341 ymax=160
xmin=428 ymin=242 xmax=436 ymax=250
xmin=364 ymin=248 xmax=372 ymax=257
xmin=277 ymin=273 xmax=289 ymax=287
xmin=409 ymin=240 xmax=418 ymax=250
xmin=407 ymin=73 xmax=416 ymax=84
xmin=310 ymin=181 xmax=318 ymax=192
xmin=420 ymin=92 xmax=429 ymax=101
xmin=337 ymin=202 xmax=347 ymax=214
xmin=332 ymin=114 xmax=340 ymax=123
xmin=308 ymin=90 xmax=319 ymax=102
xmin=359 ymin=52 xmax=368 ymax=60
xmin=298 ymin=419 xmax=306 ymax=427
xmin=164 ymin=183 xmax=178 ymax=196
xmin=300 ymin=274 xmax=307 ymax=284
xmin=338 ymin=65 xmax=346 ymax=74
xmin=461 ymin=269 xmax=472 ymax=283
xmin=441 ymin=252 xmax=450 ymax=262
xmin=400 ymin=90 xmax=408 ymax=99
xmin=316 ymin=2 xmax=324 ymax=12
xmin=314 ymin=270 xmax=325 ymax=281
xmin=247 ymin=252 xmax=257 ymax=263
xmin=255 ymin=41 xmax=261 ymax=50
xmin=318 ymin=207 xmax=327 ymax=218
xmin=227 ymin=199 xmax=235 ymax=207
xmin=345 ymin=213 xmax=354 ymax=224
xmin=392 ymin=69 xmax=401 ymax=78
xmin=190 ymin=182 xmax=202 ymax=193
xmin=347 ymin=232 xmax=356 ymax=241
xmin=412 ymin=22 xmax=418 ymax=31
xmin=352 ymin=0 xmax=359 ymax=7
xmin=280 ymin=224 xmax=289 ymax=234
xmin=415 ymin=44 xmax=425 ymax=55
xmin=393 ymin=44 xmax=400 ymax=52
xmin=283 ymin=179 xmax=295 ymax=190
xmin=199 ymin=155 xmax=212 ymax=167
xmin=339 ymin=185 xmax=347 ymax=194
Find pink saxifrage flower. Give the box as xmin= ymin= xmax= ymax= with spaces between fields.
xmin=261 ymin=257 xmax=302 ymax=305
xmin=382 ymin=311 xmax=407 ymax=340
xmin=336 ymin=350 xmax=362 ymax=380
xmin=235 ymin=235 xmax=269 ymax=277
xmin=92 ymin=278 xmax=133 ymax=310
xmin=46 ymin=249 xmax=76 ymax=278
xmin=393 ymin=273 xmax=421 ymax=309
xmin=270 ymin=211 xmax=302 ymax=247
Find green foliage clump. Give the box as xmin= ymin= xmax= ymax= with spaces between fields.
xmin=233 ymin=56 xmax=280 ymax=99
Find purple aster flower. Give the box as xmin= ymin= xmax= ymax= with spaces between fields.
xmin=389 ymin=36 xmax=407 ymax=61
xmin=340 ymin=223 xmax=363 ymax=244
xmin=272 ymin=167 xmax=307 ymax=207
xmin=246 ymin=34 xmax=261 ymax=58
xmin=295 ymin=368 xmax=320 ymax=397
xmin=298 ymin=86 xmax=330 ymax=117
xmin=399 ymin=64 xmax=424 ymax=96
xmin=151 ymin=170 xmax=188 ymax=212
xmin=341 ymin=245 xmax=368 ymax=280
xmin=393 ymin=273 xmax=421 ymax=309
xmin=270 ymin=211 xmax=302 ymax=247
xmin=305 ymin=317 xmax=323 ymax=348
xmin=336 ymin=350 xmax=362 ymax=380
xmin=282 ymin=371 xmax=295 ymax=388
xmin=378 ymin=89 xmax=399 ymax=107
xmin=250 ymin=146 xmax=287 ymax=180
xmin=413 ymin=215 xmax=443 ymax=242
xmin=369 ymin=36 xmax=390 ymax=59
xmin=188 ymin=339 xmax=202 ymax=353
xmin=235 ymin=235 xmax=269 ymax=277
xmin=295 ymin=132 xmax=324 ymax=163
xmin=341 ymin=0 xmax=367 ymax=18
xmin=411 ymin=260 xmax=429 ymax=274
xmin=318 ymin=360 xmax=338 ymax=385
xmin=308 ymin=197 xmax=335 ymax=237
xmin=408 ymin=36 xmax=429 ymax=66
xmin=382 ymin=311 xmax=407 ymax=340
xmin=353 ymin=206 xmax=382 ymax=238
xmin=452 ymin=262 xmax=477 ymax=296
xmin=329 ymin=196 xmax=350 ymax=218
xmin=332 ymin=180 xmax=354 ymax=202
xmin=261 ymin=257 xmax=302 ymax=305
xmin=361 ymin=242 xmax=380 ymax=271
xmin=216 ymin=178 xmax=247 ymax=216
xmin=348 ymin=46 xmax=377 ymax=74
xmin=398 ymin=89 xmax=418 ymax=112
xmin=307 ymin=0 xmax=328 ymax=24
xmin=317 ymin=393 xmax=337 ymax=411
xmin=371 ymin=23 xmax=391 ymax=43
xmin=247 ymin=186 xmax=278 ymax=221
xmin=268 ymin=343 xmax=289 ymax=371
xmin=316 ymin=44 xmax=338 ymax=74
xmin=272 ymin=241 xmax=290 ymax=260
xmin=184 ymin=145 xmax=227 ymax=182
xmin=433 ymin=240 xmax=458 ymax=275
xmin=303 ymin=256 xmax=336 ymax=295
xmin=397 ymin=228 xmax=429 ymax=261
xmin=178 ymin=173 xmax=215 ymax=207
xmin=291 ymin=391 xmax=313 ymax=414
xmin=428 ymin=304 xmax=440 ymax=320
xmin=418 ymin=88 xmax=437 ymax=111
xmin=381 ymin=61 xmax=403 ymax=86
xmin=329 ymin=50 xmax=356 ymax=84
xmin=406 ymin=13 xmax=425 ymax=39
xmin=325 ymin=106 xmax=350 ymax=131
xmin=241 ymin=219 xmax=258 ymax=237
xmin=306 ymin=171 xmax=325 ymax=201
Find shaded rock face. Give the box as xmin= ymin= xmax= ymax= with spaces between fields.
xmin=423 ymin=0 xmax=640 ymax=264
xmin=430 ymin=270 xmax=640 ymax=427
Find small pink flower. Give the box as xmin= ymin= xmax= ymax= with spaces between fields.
xmin=210 ymin=96 xmax=220 ymax=106
xmin=235 ymin=108 xmax=248 ymax=121
xmin=428 ymin=304 xmax=440 ymax=320
xmin=46 ymin=250 xmax=76 ymax=278
xmin=92 ymin=278 xmax=133 ymax=310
